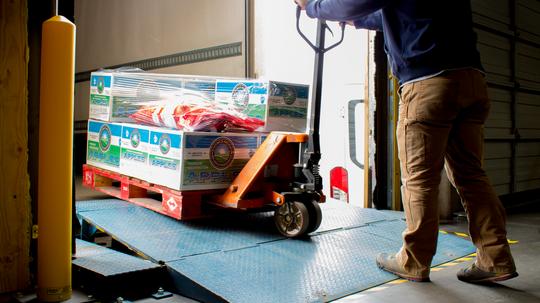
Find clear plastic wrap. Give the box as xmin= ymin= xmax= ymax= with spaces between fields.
xmin=89 ymin=69 xmax=309 ymax=133
xmin=129 ymin=97 xmax=265 ymax=132
xmin=90 ymin=70 xmax=216 ymax=120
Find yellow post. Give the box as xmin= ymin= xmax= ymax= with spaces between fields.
xmin=37 ymin=15 xmax=75 ymax=302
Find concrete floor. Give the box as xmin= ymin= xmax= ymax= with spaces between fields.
xmin=71 ymin=181 xmax=540 ymax=303
xmin=335 ymin=206 xmax=540 ymax=303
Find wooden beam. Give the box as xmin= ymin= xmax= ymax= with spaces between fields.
xmin=0 ymin=0 xmax=31 ymax=293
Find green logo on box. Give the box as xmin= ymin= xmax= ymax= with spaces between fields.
xmin=130 ymin=130 xmax=140 ymax=148
xmin=159 ymin=134 xmax=171 ymax=155
xmin=209 ymin=137 xmax=235 ymax=170
xmin=232 ymin=83 xmax=249 ymax=108
xmin=97 ymin=77 xmax=105 ymax=94
xmin=98 ymin=125 xmax=112 ymax=152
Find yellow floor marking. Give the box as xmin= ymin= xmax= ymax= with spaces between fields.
xmin=388 ymin=279 xmax=408 ymax=285
xmin=469 ymin=253 xmax=477 ymax=257
xmin=439 ymin=230 xmax=448 ymax=234
xmin=439 ymin=262 xmax=460 ymax=267
xmin=455 ymin=257 xmax=473 ymax=262
xmin=431 ymin=268 xmax=444 ymax=272
xmin=508 ymin=239 xmax=519 ymax=244
xmin=454 ymin=232 xmax=469 ymax=237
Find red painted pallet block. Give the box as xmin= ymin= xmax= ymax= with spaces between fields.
xmin=82 ymin=164 xmax=220 ymax=220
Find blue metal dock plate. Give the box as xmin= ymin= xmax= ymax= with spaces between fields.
xmin=77 ymin=199 xmax=475 ymax=303
xmin=73 ymin=238 xmax=160 ymax=277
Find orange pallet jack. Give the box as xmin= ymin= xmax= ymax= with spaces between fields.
xmin=212 ymin=8 xmax=345 ymax=237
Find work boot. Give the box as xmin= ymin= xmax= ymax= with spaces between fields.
xmin=457 ymin=263 xmax=518 ymax=284
xmin=376 ymin=253 xmax=430 ymax=282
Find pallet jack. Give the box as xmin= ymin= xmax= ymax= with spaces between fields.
xmin=213 ymin=7 xmax=345 ymax=237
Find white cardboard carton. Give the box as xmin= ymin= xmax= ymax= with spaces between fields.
xmin=89 ymin=71 xmax=216 ymax=122
xmin=86 ymin=120 xmax=122 ymax=172
xmin=119 ymin=123 xmax=151 ymax=180
xmin=215 ymin=80 xmax=309 ymax=133
xmin=147 ymin=128 xmax=259 ymax=190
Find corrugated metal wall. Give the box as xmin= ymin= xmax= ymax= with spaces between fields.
xmin=472 ymin=0 xmax=540 ymax=195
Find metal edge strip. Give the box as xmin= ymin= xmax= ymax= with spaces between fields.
xmin=75 ymin=42 xmax=243 ymax=83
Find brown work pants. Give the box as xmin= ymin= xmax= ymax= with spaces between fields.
xmin=395 ymin=69 xmax=516 ymax=278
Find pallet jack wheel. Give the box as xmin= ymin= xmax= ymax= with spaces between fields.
xmin=305 ymin=200 xmax=322 ymax=233
xmin=274 ymin=201 xmax=310 ymax=238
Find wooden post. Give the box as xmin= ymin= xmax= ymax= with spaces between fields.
xmin=0 ymin=0 xmax=31 ymax=293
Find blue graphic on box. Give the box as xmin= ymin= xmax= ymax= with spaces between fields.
xmin=216 ymin=81 xmax=269 ymax=107
xmin=122 ymin=150 xmax=146 ymax=163
xmin=150 ymin=132 xmax=181 ymax=150
xmin=87 ymin=149 xmax=120 ymax=166
xmin=216 ymin=81 xmax=268 ymax=95
xmin=184 ymin=135 xmax=257 ymax=149
xmin=150 ymin=156 xmax=179 ymax=171
xmin=149 ymin=131 xmax=181 ymax=172
xmin=122 ymin=126 xmax=149 ymax=143
xmin=87 ymin=121 xmax=121 ymax=167
xmin=88 ymin=120 xmax=121 ymax=134
xmin=90 ymin=75 xmax=112 ymax=92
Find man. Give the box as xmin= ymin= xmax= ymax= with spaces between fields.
xmin=295 ymin=0 xmax=517 ymax=283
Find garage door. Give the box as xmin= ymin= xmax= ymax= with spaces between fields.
xmin=472 ymin=0 xmax=540 ymax=195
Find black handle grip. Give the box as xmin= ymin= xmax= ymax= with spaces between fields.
xmin=296 ymin=6 xmax=345 ymax=54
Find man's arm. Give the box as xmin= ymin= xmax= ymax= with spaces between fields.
xmin=303 ymin=0 xmax=390 ymax=21
xmin=352 ymin=10 xmax=383 ymax=31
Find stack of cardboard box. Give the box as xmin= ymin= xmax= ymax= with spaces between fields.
xmin=86 ymin=70 xmax=309 ymax=191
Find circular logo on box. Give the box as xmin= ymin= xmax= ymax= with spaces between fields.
xmin=130 ymin=130 xmax=140 ymax=148
xmin=231 ymin=83 xmax=250 ymax=108
xmin=98 ymin=125 xmax=112 ymax=152
xmin=209 ymin=137 xmax=235 ymax=170
xmin=283 ymin=86 xmax=297 ymax=105
xmin=159 ymin=134 xmax=171 ymax=155
xmin=97 ymin=77 xmax=105 ymax=94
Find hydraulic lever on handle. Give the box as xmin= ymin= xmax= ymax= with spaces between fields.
xmin=296 ymin=6 xmax=345 ymax=54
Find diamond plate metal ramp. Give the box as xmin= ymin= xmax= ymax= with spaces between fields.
xmin=77 ymin=199 xmax=475 ymax=303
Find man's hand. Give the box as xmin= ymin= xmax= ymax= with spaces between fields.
xmin=294 ymin=0 xmax=308 ymax=10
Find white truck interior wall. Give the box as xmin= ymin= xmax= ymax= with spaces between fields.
xmin=253 ymin=2 xmax=368 ymax=206
xmin=74 ymin=0 xmax=245 ymax=121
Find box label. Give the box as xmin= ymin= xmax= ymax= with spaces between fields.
xmin=120 ymin=125 xmax=150 ymax=179
xmin=215 ymin=81 xmax=268 ymax=120
xmin=149 ymin=130 xmax=182 ymax=171
xmin=268 ymin=82 xmax=309 ymax=118
xmin=87 ymin=120 xmax=122 ymax=169
xmin=89 ymin=74 xmax=113 ymax=121
xmin=182 ymin=135 xmax=258 ymax=187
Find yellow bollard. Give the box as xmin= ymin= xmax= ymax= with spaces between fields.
xmin=37 ymin=15 xmax=75 ymax=302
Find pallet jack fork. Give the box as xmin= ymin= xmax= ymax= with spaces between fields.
xmin=214 ymin=7 xmax=345 ymax=237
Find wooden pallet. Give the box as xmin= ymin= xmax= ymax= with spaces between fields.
xmin=82 ymin=164 xmax=221 ymax=220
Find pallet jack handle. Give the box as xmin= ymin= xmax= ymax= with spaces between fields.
xmin=296 ymin=6 xmax=345 ymax=191
xmin=296 ymin=7 xmax=345 ymax=54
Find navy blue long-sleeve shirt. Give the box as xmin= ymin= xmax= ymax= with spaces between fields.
xmin=306 ymin=0 xmax=484 ymax=84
